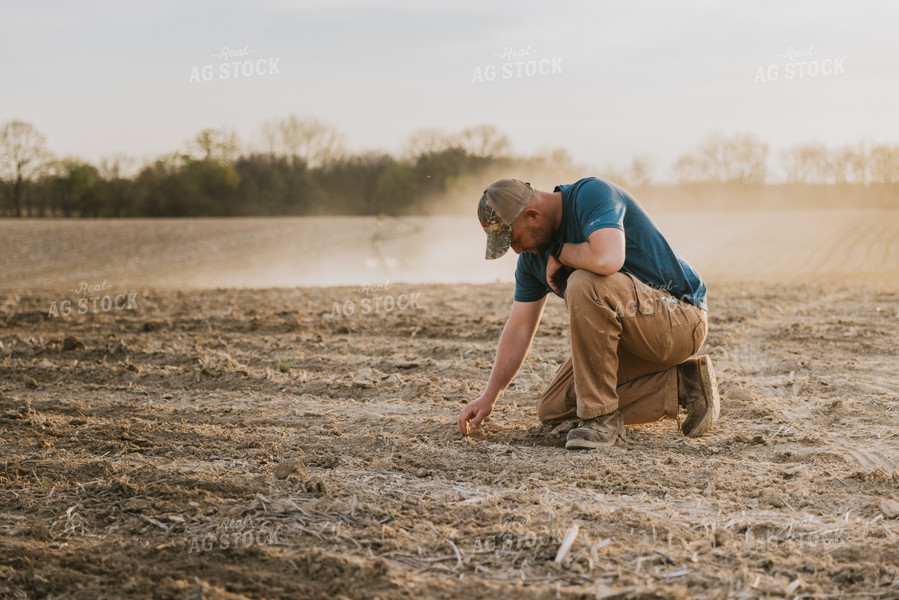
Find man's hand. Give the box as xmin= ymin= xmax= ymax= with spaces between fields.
xmin=456 ymin=298 xmax=546 ymax=438
xmin=546 ymin=256 xmax=571 ymax=295
xmin=457 ymin=394 xmax=496 ymax=435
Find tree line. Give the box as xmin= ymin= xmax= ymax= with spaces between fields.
xmin=0 ymin=118 xmax=897 ymax=218
xmin=670 ymin=132 xmax=899 ymax=185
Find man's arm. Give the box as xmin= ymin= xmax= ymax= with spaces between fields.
xmin=559 ymin=227 xmax=625 ymax=275
xmin=456 ymin=296 xmax=547 ymax=435
xmin=546 ymin=228 xmax=625 ymax=293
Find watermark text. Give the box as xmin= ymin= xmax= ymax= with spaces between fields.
xmin=473 ymin=45 xmax=563 ymax=83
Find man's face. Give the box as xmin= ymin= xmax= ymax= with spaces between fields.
xmin=509 ymin=213 xmax=552 ymax=255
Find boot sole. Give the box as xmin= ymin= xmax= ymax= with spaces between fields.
xmin=565 ymin=438 xmax=617 ymax=450
xmin=683 ymin=355 xmax=720 ymax=438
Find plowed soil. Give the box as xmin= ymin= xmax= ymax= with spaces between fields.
xmin=2 ymin=213 xmax=899 ymax=598
xmin=2 ymin=277 xmax=899 ymax=599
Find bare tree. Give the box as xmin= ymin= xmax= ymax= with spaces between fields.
xmin=402 ymin=128 xmax=455 ymax=159
xmin=781 ymin=142 xmax=875 ymax=184
xmin=827 ymin=146 xmax=854 ymax=184
xmin=547 ymin=148 xmax=574 ymax=170
xmin=870 ymin=145 xmax=899 ymax=184
xmin=593 ymin=155 xmax=654 ymax=189
xmin=701 ymin=132 xmax=768 ymax=183
xmin=259 ymin=115 xmax=346 ymax=167
xmin=597 ymin=164 xmax=628 ymax=186
xmin=187 ymin=127 xmax=241 ymax=162
xmin=842 ymin=143 xmax=869 ymax=184
xmin=780 ymin=143 xmax=829 ymax=183
xmin=98 ymin=153 xmax=138 ymax=180
xmin=259 ymin=119 xmax=280 ymax=155
xmin=456 ymin=125 xmax=511 ymax=159
xmin=0 ymin=120 xmax=52 ymax=217
xmin=671 ymin=154 xmax=703 ymax=184
xmin=628 ymin=155 xmax=654 ymax=187
xmin=674 ymin=132 xmax=768 ymax=184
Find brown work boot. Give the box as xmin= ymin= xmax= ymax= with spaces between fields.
xmin=677 ymin=355 xmax=720 ymax=437
xmin=565 ymin=410 xmax=624 ymax=449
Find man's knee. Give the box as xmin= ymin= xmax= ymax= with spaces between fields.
xmin=536 ymin=401 xmax=575 ymax=424
xmin=536 ymin=401 xmax=553 ymax=424
xmin=565 ymin=269 xmax=592 ymax=298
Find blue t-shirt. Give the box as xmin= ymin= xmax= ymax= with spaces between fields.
xmin=513 ymin=177 xmax=708 ymax=310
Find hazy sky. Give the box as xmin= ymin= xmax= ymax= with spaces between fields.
xmin=2 ymin=0 xmax=897 ymax=179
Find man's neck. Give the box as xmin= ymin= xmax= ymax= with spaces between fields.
xmin=545 ymin=190 xmax=563 ymax=234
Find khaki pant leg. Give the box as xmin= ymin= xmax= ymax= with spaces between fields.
xmin=536 ymin=270 xmax=708 ymax=424
xmin=616 ymin=307 xmax=708 ymax=423
xmin=538 ymin=355 xmax=676 ymax=425
xmin=535 ymin=355 xmax=578 ymax=424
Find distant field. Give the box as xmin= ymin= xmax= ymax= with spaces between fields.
xmin=1 ymin=210 xmax=898 ymax=292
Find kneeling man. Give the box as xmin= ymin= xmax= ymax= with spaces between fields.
xmin=457 ymin=178 xmax=720 ymax=449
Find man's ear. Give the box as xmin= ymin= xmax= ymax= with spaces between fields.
xmin=523 ymin=207 xmax=540 ymax=221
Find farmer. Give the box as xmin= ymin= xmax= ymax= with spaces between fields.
xmin=456 ymin=178 xmax=720 ymax=449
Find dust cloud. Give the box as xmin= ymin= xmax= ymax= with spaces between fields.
xmin=2 ymin=211 xmax=897 ymax=293
xmin=0 ymin=217 xmax=515 ymax=292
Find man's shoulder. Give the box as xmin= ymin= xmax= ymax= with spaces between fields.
xmin=560 ymin=177 xmax=620 ymax=199
xmin=557 ymin=176 xmax=599 ymax=191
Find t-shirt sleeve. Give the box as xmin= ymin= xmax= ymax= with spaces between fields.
xmin=513 ymin=258 xmax=550 ymax=302
xmin=576 ymin=179 xmax=627 ymax=237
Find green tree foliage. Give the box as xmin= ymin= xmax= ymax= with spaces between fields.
xmin=376 ymin=160 xmax=417 ymax=213
xmin=95 ymin=154 xmax=137 ymax=217
xmin=130 ymin=155 xmax=241 ymax=217
xmin=234 ymin=154 xmax=293 ymax=216
xmin=315 ymin=153 xmax=393 ymax=215
xmin=52 ymin=160 xmax=100 ymax=217
xmin=2 ymin=120 xmax=897 ymax=217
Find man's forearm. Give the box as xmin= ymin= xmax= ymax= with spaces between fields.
xmin=556 ymin=228 xmax=626 ymax=276
xmin=483 ymin=324 xmax=535 ymax=402
xmin=556 ymin=242 xmax=617 ymax=276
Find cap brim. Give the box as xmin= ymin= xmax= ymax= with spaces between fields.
xmin=485 ymin=226 xmax=511 ymax=260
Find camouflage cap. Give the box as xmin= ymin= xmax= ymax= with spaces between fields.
xmin=477 ymin=179 xmax=534 ymax=260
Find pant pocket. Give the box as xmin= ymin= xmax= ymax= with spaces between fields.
xmin=626 ymin=273 xmax=659 ymax=318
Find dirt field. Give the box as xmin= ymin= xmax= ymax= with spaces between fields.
xmin=2 ymin=215 xmax=899 ymax=599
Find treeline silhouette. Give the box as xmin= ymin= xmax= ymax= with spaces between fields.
xmin=1 ymin=118 xmax=897 ymax=218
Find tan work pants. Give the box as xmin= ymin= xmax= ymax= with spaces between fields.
xmin=536 ymin=270 xmax=708 ymax=425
